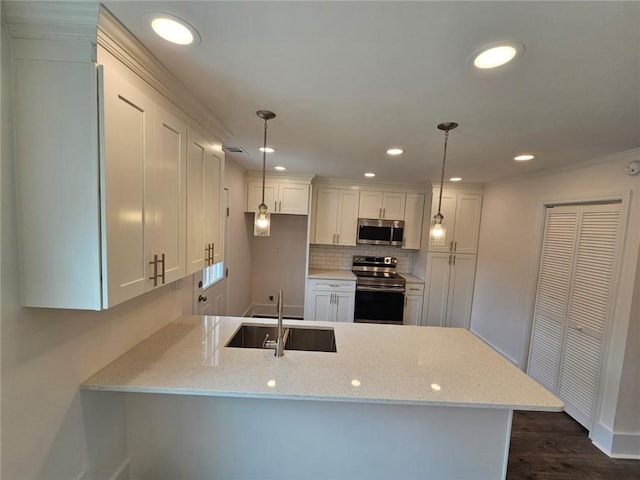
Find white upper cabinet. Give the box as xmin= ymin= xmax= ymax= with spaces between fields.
xmin=246 ymin=178 xmax=310 ymax=215
xmin=359 ymin=191 xmax=406 ymax=220
xmin=12 ymin=23 xmax=225 ymax=310
xmin=429 ymin=190 xmax=482 ymax=254
xmin=402 ymin=193 xmax=425 ymax=250
xmin=313 ymin=188 xmax=360 ymax=246
xmin=186 ymin=127 xmax=223 ymax=275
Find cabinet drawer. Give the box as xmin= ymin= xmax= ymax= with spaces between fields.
xmin=308 ymin=279 xmax=356 ymax=292
xmin=405 ymin=283 xmax=425 ymax=296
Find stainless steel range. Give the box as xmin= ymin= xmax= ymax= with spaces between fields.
xmin=352 ymin=256 xmax=405 ymax=325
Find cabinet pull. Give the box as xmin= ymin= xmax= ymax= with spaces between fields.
xmin=159 ymin=253 xmax=166 ymax=284
xmin=205 ymin=244 xmax=210 ymax=266
xmin=383 ymin=207 xmax=386 ymax=218
xmin=336 ymin=233 xmax=340 ymax=244
xmin=379 ymin=208 xmax=382 ymax=219
xmin=211 ymin=242 xmax=215 ymax=264
xmin=452 ymin=255 xmax=456 ymax=266
xmin=279 ymin=200 xmax=282 ymax=212
xmin=404 ymin=297 xmax=407 ymax=306
xmin=149 ymin=254 xmax=158 ymax=287
xmin=449 ymin=241 xmax=454 ymax=252
xmin=448 ymin=254 xmax=452 ymax=265
xmin=454 ymin=241 xmax=457 ymax=252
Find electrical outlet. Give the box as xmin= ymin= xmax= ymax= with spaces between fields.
xmin=269 ymin=295 xmax=274 ymax=301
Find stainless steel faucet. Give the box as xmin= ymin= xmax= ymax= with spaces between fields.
xmin=274 ymin=289 xmax=284 ymax=357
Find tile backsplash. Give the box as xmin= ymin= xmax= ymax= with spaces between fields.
xmin=309 ymin=244 xmax=413 ymax=272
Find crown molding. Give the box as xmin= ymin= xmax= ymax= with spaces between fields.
xmin=4 ymin=0 xmax=99 ymax=40
xmin=97 ymin=6 xmax=232 ymax=142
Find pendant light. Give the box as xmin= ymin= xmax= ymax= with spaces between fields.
xmin=429 ymin=122 xmax=458 ymax=244
xmin=254 ymin=110 xmax=276 ymax=236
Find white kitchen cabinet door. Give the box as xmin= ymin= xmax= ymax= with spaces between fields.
xmin=186 ymin=128 xmax=223 ymax=274
xmin=382 ymin=192 xmax=406 ymax=220
xmin=403 ymin=193 xmax=425 ymax=249
xmin=403 ymin=295 xmax=423 ymax=326
xmin=102 ymin=59 xmax=154 ymax=307
xmin=423 ymin=252 xmax=476 ymax=328
xmin=445 ymin=254 xmax=477 ymax=329
xmin=423 ymin=253 xmax=452 ymax=327
xmin=428 ymin=191 xmax=482 ymax=254
xmin=313 ymin=188 xmax=340 ymax=245
xmin=359 ymin=191 xmax=406 ymax=220
xmin=308 ymin=291 xmax=334 ymax=322
xmin=336 ymin=190 xmax=360 ymax=245
xmin=358 ymin=191 xmax=384 ymax=219
xmin=278 ymin=183 xmax=309 ymax=215
xmin=150 ymin=106 xmax=187 ymax=284
xmin=313 ymin=188 xmax=360 ymax=246
xmin=452 ymin=194 xmax=482 ymax=254
xmin=207 ymin=152 xmax=223 ymax=265
xmin=246 ymin=181 xmax=277 ymax=214
xmin=334 ymin=292 xmax=355 ymax=322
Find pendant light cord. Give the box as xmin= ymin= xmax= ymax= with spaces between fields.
xmin=436 ymin=129 xmax=450 ymax=215
xmin=261 ymin=118 xmax=268 ymax=205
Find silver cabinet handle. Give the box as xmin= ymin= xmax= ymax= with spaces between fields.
xmin=379 ymin=208 xmax=382 ymax=219
xmin=449 ymin=241 xmax=454 ymax=252
xmin=454 ymin=241 xmax=457 ymax=252
xmin=452 ymin=255 xmax=456 ymax=266
xmin=211 ymin=242 xmax=215 ymax=264
xmin=448 ymin=254 xmax=452 ymax=265
xmin=336 ymin=233 xmax=340 ymax=244
xmin=149 ymin=254 xmax=159 ymax=287
xmin=279 ymin=200 xmax=282 ymax=212
xmin=205 ymin=245 xmax=210 ymax=266
xmin=275 ymin=201 xmax=277 ymax=212
xmin=159 ymin=253 xmax=166 ymax=284
xmin=404 ymin=297 xmax=408 ymax=306
xmin=383 ymin=207 xmax=386 ymax=218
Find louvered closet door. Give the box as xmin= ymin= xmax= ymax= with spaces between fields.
xmin=528 ymin=206 xmax=578 ymax=393
xmin=559 ymin=203 xmax=622 ymax=428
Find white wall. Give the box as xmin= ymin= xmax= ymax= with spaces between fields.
xmin=251 ymin=214 xmax=308 ymax=315
xmin=470 ymin=150 xmax=640 ymax=449
xmin=0 ymin=19 xmax=194 ymax=479
xmin=224 ymin=159 xmax=253 ymax=316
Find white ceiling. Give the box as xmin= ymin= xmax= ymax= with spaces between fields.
xmin=104 ymin=1 xmax=640 ymax=185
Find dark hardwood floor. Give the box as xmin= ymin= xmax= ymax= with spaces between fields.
xmin=507 ymin=411 xmax=640 ymax=479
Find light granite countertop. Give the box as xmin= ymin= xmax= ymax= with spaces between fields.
xmin=82 ymin=315 xmax=563 ymax=411
xmin=307 ymin=269 xmax=356 ymax=280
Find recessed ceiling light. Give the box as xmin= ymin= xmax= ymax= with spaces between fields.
xmin=449 ymin=177 xmax=462 ymax=182
xmin=514 ymin=154 xmax=535 ymax=161
xmin=259 ymin=147 xmax=275 ymax=153
xmin=148 ymin=13 xmax=200 ymax=45
xmin=472 ymin=41 xmax=524 ymax=69
xmin=364 ymin=172 xmax=376 ymax=178
xmin=387 ymin=148 xmax=403 ymax=155
xmin=274 ymin=166 xmax=286 ymax=171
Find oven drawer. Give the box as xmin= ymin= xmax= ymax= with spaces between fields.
xmin=307 ymin=279 xmax=356 ymax=293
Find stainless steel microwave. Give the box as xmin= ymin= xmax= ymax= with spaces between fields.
xmin=356 ymin=218 xmax=404 ymax=246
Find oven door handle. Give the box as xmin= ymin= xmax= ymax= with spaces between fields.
xmin=356 ymin=286 xmax=405 ymax=293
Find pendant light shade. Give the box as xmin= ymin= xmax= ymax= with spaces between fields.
xmin=429 ymin=122 xmax=458 ymax=245
xmin=254 ymin=110 xmax=276 ymax=237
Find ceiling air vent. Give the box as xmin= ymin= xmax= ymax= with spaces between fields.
xmin=223 ymin=146 xmax=248 ymax=155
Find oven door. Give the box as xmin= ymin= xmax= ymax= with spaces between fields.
xmin=354 ymin=287 xmax=405 ymax=325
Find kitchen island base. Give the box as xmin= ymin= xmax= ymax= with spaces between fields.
xmin=124 ymin=393 xmax=513 ymax=479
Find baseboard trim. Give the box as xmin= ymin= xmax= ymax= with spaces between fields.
xmin=591 ymin=422 xmax=640 ymax=459
xmin=469 ymin=329 xmax=520 ymax=368
xmin=109 ymin=458 xmax=130 ymax=480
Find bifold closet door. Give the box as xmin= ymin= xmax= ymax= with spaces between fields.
xmin=528 ymin=202 xmax=622 ymax=430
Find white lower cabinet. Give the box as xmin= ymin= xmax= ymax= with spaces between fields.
xmin=403 ymin=283 xmax=424 ymax=326
xmin=304 ymin=279 xmax=355 ymax=322
xmin=424 ymin=253 xmax=476 ymax=328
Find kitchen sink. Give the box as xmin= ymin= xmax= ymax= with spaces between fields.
xmin=226 ymin=324 xmax=336 ymax=353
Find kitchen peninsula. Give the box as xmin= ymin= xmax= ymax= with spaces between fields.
xmin=82 ymin=315 xmax=562 ymax=479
